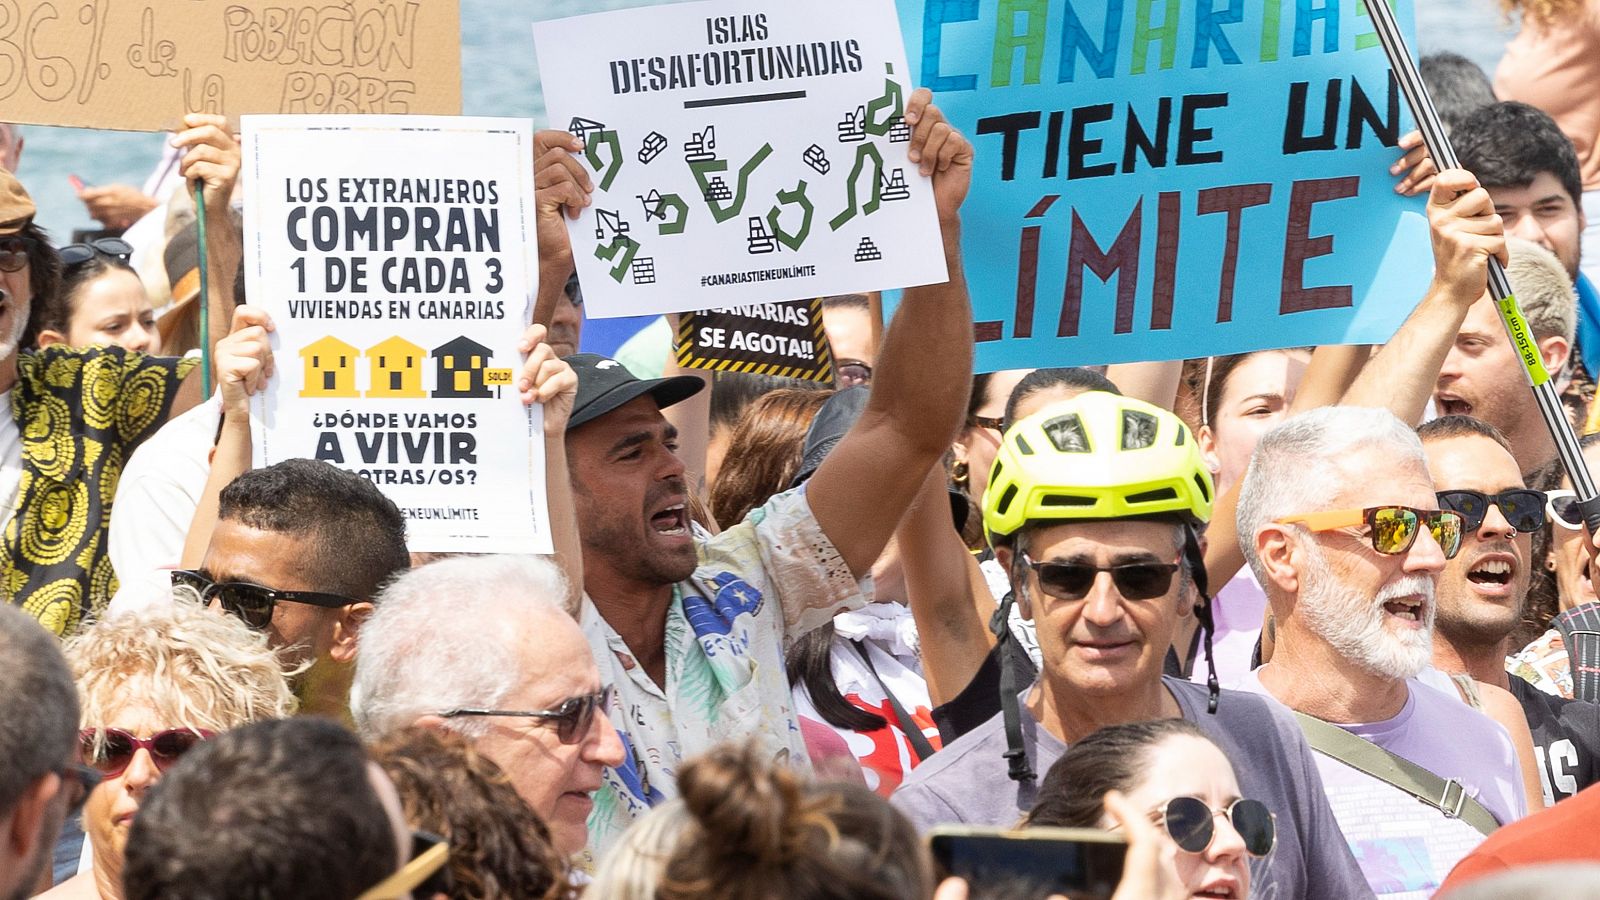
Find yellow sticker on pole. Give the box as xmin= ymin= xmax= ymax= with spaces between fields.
xmin=484 ymin=368 xmax=515 ymax=386
xmin=1497 ymin=294 xmax=1550 ymax=387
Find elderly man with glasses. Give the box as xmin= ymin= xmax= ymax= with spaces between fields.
xmin=351 ymin=555 xmax=626 ymax=860
xmin=1236 ymin=405 xmax=1527 ymax=895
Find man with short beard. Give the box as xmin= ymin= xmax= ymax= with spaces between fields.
xmin=1420 ymin=415 xmax=1600 ymax=805
xmin=1236 ymin=406 xmax=1527 ymax=894
xmin=560 ymin=91 xmax=977 ymax=852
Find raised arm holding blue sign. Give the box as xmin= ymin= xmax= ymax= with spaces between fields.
xmin=897 ymin=0 xmax=1432 ymax=371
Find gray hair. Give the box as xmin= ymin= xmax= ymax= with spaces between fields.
xmin=0 ymin=604 xmax=78 ymax=813
xmin=351 ymin=555 xmax=569 ymax=740
xmin=1236 ymin=406 xmax=1427 ymax=583
xmin=1507 ymin=236 xmax=1577 ymax=346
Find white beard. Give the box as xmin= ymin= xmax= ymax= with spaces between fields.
xmin=1298 ymin=541 xmax=1436 ymax=681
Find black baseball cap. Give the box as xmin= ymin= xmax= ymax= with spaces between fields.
xmin=567 ymin=353 xmax=704 ymax=430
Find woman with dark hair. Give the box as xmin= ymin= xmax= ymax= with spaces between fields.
xmin=651 ymin=742 xmax=934 ymax=900
xmin=1188 ymin=350 xmax=1311 ymax=684
xmin=24 ymin=238 xmax=157 ymax=354
xmin=1026 ymin=719 xmax=1276 ymax=900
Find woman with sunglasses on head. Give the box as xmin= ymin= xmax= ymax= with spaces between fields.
xmin=1024 ymin=719 xmax=1275 ymax=900
xmin=22 ymin=237 xmax=159 ymax=355
xmin=40 ymin=590 xmax=296 ymax=900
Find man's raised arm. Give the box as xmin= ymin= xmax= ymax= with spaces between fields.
xmin=808 ymin=89 xmax=974 ymax=579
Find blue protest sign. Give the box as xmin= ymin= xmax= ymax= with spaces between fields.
xmin=897 ymin=0 xmax=1432 ymax=371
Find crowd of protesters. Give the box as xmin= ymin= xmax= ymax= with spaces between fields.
xmin=5 ymin=7 xmax=1600 ymax=897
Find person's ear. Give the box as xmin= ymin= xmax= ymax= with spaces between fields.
xmin=1197 ymin=423 xmax=1222 ymax=475
xmin=994 ymin=543 xmax=1031 ymax=619
xmin=3 ymin=772 xmax=60 ymax=863
xmin=1256 ymin=525 xmax=1301 ymax=596
xmin=35 ymin=329 xmax=67 ymax=350
xmin=1540 ymin=335 xmax=1571 ymax=377
xmin=329 ymin=601 xmax=373 ymax=664
xmin=411 ymin=714 xmax=449 ymax=731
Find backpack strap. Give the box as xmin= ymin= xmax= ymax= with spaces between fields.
xmin=1292 ymin=711 xmax=1499 ymax=837
xmin=850 ymin=640 xmax=937 ymax=763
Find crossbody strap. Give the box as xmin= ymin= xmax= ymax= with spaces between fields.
xmin=1292 ymin=711 xmax=1500 ymax=837
xmin=850 ymin=640 xmax=937 ymax=763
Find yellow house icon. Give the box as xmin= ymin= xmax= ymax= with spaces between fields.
xmin=365 ymin=336 xmax=426 ymax=398
xmin=300 ymin=336 xmax=359 ymax=398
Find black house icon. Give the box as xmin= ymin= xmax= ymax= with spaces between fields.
xmin=432 ymin=336 xmax=494 ymax=399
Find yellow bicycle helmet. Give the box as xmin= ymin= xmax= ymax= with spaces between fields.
xmin=983 ymin=391 xmax=1213 ymax=543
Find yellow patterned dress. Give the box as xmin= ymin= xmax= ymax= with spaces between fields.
xmin=3 ymin=346 xmax=198 ymax=636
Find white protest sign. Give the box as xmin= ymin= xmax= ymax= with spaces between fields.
xmin=244 ymin=115 xmax=550 ymax=554
xmin=533 ymin=0 xmax=948 ymax=318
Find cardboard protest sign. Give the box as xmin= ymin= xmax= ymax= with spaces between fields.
xmin=897 ymin=0 xmax=1432 ymax=370
xmin=674 ymin=298 xmax=832 ymax=381
xmin=2 ymin=1 xmax=459 ymax=133
xmin=533 ymin=0 xmax=948 ymax=318
xmin=244 ymin=115 xmax=549 ymax=554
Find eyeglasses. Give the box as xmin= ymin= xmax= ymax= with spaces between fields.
xmin=1157 ymin=796 xmax=1276 ymax=858
xmin=969 ymin=414 xmax=1005 ymax=432
xmin=1436 ymin=489 xmax=1547 ymax=534
xmin=836 ymin=359 xmax=872 ymax=388
xmin=440 ymin=686 xmax=614 ymax=745
xmin=57 ymin=763 xmax=102 ymax=817
xmin=1022 ymin=555 xmax=1181 ymax=602
xmin=1548 ymin=490 xmax=1584 ymax=531
xmin=171 ymin=569 xmax=361 ymax=631
xmin=0 ymin=234 xmax=35 ymax=273
xmin=1275 ymin=506 xmax=1463 ymax=559
xmin=79 ymin=727 xmax=215 ymax=778
xmin=59 ymin=236 xmax=133 ymax=268
xmin=563 ymin=273 xmax=584 ymax=307
xmin=356 ymin=830 xmax=452 ymax=900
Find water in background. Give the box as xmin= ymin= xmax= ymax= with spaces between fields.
xmin=16 ymin=0 xmax=1516 ymax=239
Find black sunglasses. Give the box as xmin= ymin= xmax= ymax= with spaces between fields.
xmin=0 ymin=234 xmax=36 ymax=273
xmin=439 ymin=686 xmax=614 ymax=745
xmin=170 ymin=569 xmax=360 ymax=630
xmin=59 ymin=237 xmax=133 ymax=268
xmin=1023 ymin=555 xmax=1180 ymax=602
xmin=1160 ymin=796 xmax=1275 ymax=858
xmin=1436 ymin=489 xmax=1547 ymax=534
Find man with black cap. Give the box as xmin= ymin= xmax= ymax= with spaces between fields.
xmin=566 ymin=88 xmax=976 ymax=851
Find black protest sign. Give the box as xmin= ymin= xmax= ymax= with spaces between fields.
xmin=675 ymin=298 xmax=832 ymax=382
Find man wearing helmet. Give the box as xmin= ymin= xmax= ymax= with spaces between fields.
xmin=892 ymin=391 xmax=1372 ymax=899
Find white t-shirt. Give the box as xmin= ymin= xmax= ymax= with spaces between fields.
xmin=107 ymin=395 xmax=219 ymax=613
xmin=793 ymin=605 xmax=943 ymax=797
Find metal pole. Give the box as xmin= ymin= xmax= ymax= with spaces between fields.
xmin=194 ymin=181 xmax=211 ymax=398
xmin=1364 ymin=0 xmax=1600 ymax=523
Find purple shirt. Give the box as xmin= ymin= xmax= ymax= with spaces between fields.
xmin=1237 ymin=670 xmax=1527 ymax=896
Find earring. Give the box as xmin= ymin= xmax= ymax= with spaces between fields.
xmin=952 ymin=459 xmax=969 ymax=487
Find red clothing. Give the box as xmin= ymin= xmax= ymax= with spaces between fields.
xmin=1439 ymin=782 xmax=1600 ymax=893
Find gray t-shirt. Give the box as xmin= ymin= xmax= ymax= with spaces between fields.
xmin=891 ymin=677 xmax=1375 ymax=900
